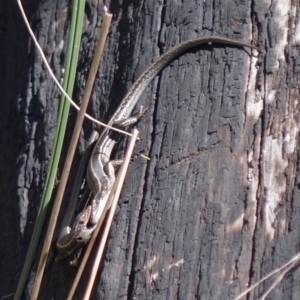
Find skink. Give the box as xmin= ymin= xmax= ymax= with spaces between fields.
xmin=56 ymin=36 xmax=260 ymax=263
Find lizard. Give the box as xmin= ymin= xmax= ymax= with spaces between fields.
xmin=55 ymin=133 xmax=119 ymax=263
xmin=56 ymin=120 xmax=133 ymax=264
xmin=56 ymin=36 xmax=260 ymax=264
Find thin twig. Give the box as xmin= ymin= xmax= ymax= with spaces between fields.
xmin=17 ymin=0 xmax=132 ymax=137
xmin=260 ymin=259 xmax=298 ymax=300
xmin=0 ymin=294 xmax=14 ymax=300
xmin=234 ymin=252 xmax=300 ymax=300
xmin=29 ymin=11 xmax=113 ymax=300
xmin=67 ymin=129 xmax=139 ymax=300
xmin=83 ymin=129 xmax=139 ymax=300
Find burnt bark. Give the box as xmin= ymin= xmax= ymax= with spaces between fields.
xmin=1 ymin=0 xmax=300 ymax=300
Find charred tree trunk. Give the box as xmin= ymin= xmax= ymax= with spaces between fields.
xmin=1 ymin=0 xmax=300 ymax=300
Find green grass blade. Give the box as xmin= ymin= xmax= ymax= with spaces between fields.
xmin=14 ymin=1 xmax=86 ymax=299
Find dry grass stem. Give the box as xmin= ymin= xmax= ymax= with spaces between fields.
xmin=234 ymin=252 xmax=300 ymax=300
xmin=67 ymin=129 xmax=139 ymax=300
xmin=28 ymin=9 xmax=113 ymax=300
xmin=17 ymin=0 xmax=132 ymax=137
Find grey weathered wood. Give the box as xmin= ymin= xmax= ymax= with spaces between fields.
xmin=1 ymin=0 xmax=300 ymax=300
xmin=0 ymin=0 xmax=68 ymax=298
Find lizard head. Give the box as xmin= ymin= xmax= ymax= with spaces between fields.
xmin=72 ymin=205 xmax=96 ymax=244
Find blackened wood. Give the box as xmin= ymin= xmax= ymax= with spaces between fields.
xmin=1 ymin=0 xmax=300 ymax=300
